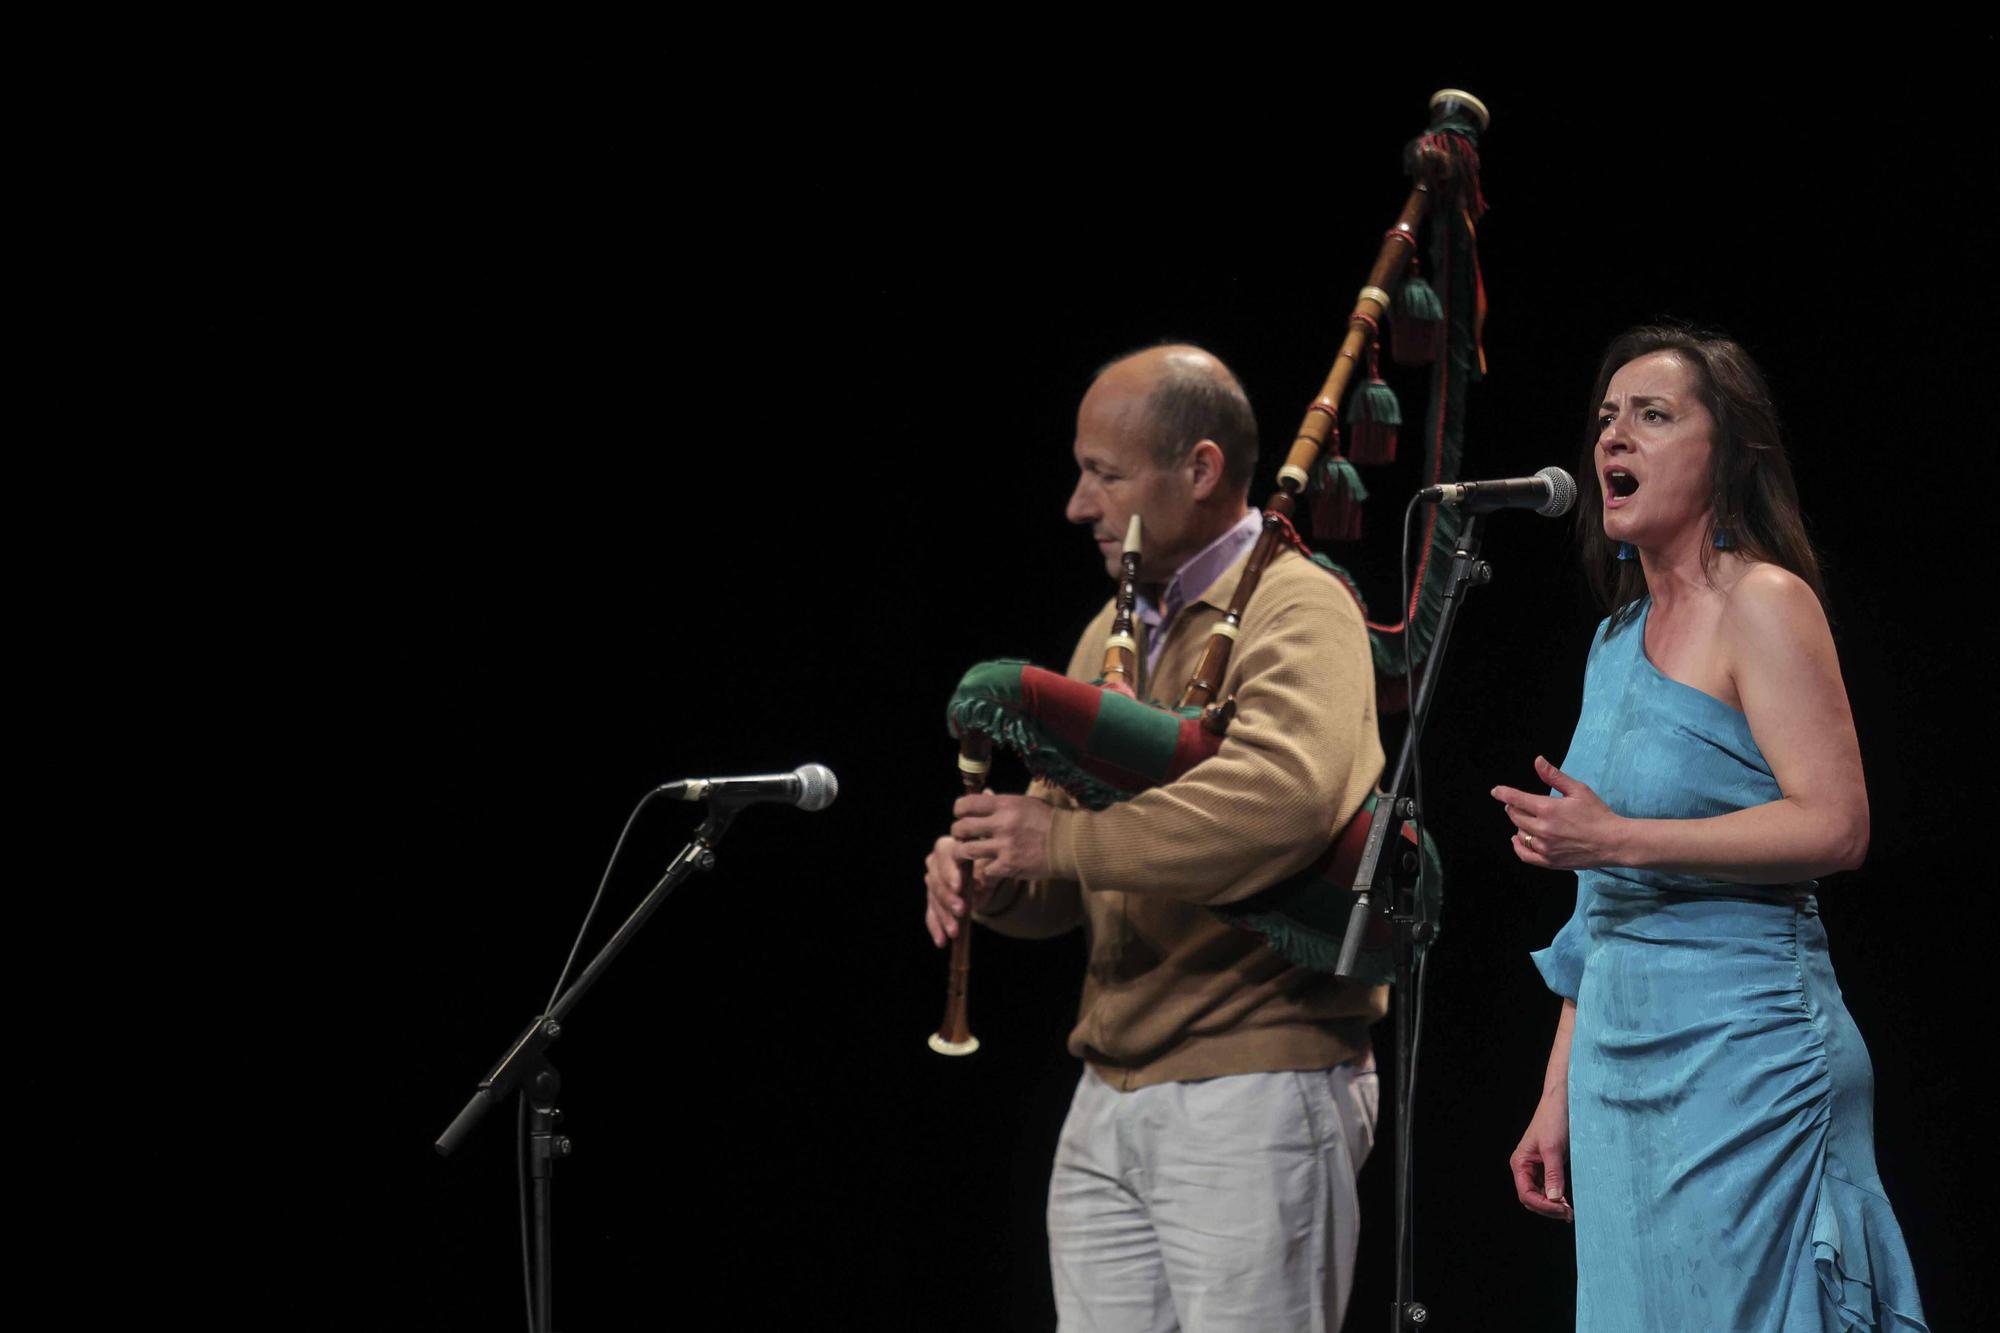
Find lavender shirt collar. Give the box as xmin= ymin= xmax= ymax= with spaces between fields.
xmin=1135 ymin=509 xmax=1261 ymax=680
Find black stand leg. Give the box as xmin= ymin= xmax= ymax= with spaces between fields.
xmin=525 ymin=1062 xmax=566 ymax=1333
xmin=1329 ymin=512 xmax=1492 ymax=1332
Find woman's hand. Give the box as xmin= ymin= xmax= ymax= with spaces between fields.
xmin=1492 ymin=756 xmax=1627 ymax=870
xmin=1510 ymin=1085 xmax=1575 ymax=1222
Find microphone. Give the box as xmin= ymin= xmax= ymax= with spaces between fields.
xmin=1419 ymin=466 xmax=1576 ymax=516
xmin=656 ymin=763 xmax=839 ymax=811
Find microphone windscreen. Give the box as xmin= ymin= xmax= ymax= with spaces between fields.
xmin=795 ymin=763 xmax=839 ymax=811
xmin=1537 ymin=467 xmax=1578 ymax=517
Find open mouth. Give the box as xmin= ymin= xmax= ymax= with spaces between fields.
xmin=1605 ymin=468 xmax=1639 ymax=499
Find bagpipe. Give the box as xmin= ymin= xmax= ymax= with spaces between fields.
xmin=929 ymin=89 xmax=1489 ymax=1057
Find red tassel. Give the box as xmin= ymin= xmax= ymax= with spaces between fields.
xmin=1392 ymin=315 xmax=1441 ymax=368
xmin=1311 ymin=490 xmax=1364 ymax=543
xmin=1311 ymin=448 xmax=1367 ymax=543
xmin=1349 ymin=420 xmax=1396 ymax=466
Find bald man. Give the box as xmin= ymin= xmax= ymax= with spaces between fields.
xmin=923 ymin=345 xmax=1389 ymax=1333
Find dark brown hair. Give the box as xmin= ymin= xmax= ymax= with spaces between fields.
xmin=1577 ymin=324 xmax=1825 ymax=630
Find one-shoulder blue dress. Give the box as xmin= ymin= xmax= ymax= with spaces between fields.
xmin=1532 ymin=600 xmax=1927 ymax=1331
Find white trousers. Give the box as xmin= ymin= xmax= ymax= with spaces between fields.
xmin=1047 ymin=1060 xmax=1378 ymax=1333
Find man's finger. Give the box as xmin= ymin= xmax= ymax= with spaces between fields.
xmin=951 ymin=816 xmax=995 ymax=843
xmin=952 ymin=793 xmax=999 ymax=818
xmin=963 ymin=838 xmax=1001 ymax=863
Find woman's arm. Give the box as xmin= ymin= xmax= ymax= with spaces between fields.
xmin=1495 ymin=566 xmax=1868 ymax=882
xmin=1511 ymin=999 xmax=1576 ymax=1221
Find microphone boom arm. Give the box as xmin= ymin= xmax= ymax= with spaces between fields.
xmin=434 ymin=802 xmax=735 ymax=1158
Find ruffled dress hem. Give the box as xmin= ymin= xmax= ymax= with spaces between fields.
xmin=1810 ymin=1173 xmax=1930 ymax=1332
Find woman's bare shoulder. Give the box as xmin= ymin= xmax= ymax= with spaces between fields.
xmin=1721 ymin=562 xmax=1838 ymax=693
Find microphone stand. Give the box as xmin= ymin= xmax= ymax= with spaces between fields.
xmin=435 ymin=801 xmax=742 ymax=1333
xmin=1334 ymin=510 xmax=1492 ymax=1332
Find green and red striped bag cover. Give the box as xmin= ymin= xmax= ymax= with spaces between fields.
xmin=946 ymin=659 xmax=1439 ymax=981
xmin=946 ymin=660 xmax=1221 ymax=811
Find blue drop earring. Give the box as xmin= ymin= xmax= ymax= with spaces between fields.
xmin=1616 ymin=542 xmax=1637 ymax=561
xmin=1712 ymin=529 xmax=1734 ymax=550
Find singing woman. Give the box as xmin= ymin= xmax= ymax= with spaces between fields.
xmin=1495 ymin=326 xmax=1927 ymax=1330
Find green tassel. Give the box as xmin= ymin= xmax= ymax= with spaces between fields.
xmin=1348 ymin=377 xmax=1402 ymax=427
xmin=1346 ymin=377 xmax=1401 ymax=465
xmin=1322 ymin=454 xmax=1369 ymax=502
xmin=1392 ymin=273 xmax=1443 ymax=366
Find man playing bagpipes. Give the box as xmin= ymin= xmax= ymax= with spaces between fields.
xmin=922 ymin=344 xmax=1389 ymax=1332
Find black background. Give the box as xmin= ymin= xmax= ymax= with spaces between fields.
xmin=291 ymin=55 xmax=1989 ymax=1331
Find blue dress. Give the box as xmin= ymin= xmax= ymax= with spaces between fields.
xmin=1532 ymin=600 xmax=1927 ymax=1331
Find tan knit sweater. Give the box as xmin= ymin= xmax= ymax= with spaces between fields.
xmin=979 ymin=542 xmax=1389 ymax=1089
